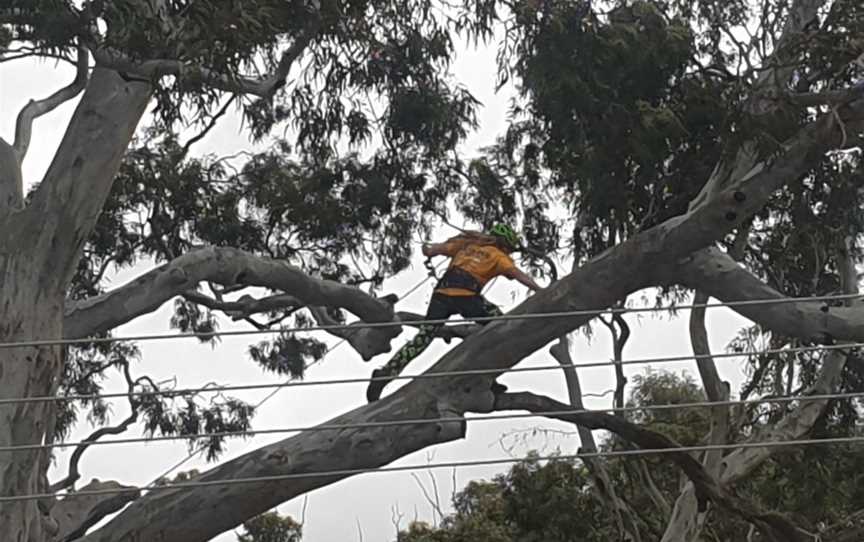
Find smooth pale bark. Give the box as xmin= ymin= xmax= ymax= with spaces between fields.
xmin=673 ymin=247 xmax=864 ymax=343
xmin=718 ymin=238 xmax=858 ymax=487
xmin=309 ymin=305 xmax=401 ymax=361
xmin=79 ymin=98 xmax=861 ymax=542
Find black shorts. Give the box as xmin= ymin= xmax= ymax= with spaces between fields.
xmin=426 ymin=293 xmax=500 ymax=324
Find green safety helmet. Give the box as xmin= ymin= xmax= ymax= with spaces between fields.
xmin=488 ymin=223 xmax=521 ymax=250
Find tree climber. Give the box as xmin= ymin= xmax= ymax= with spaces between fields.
xmin=366 ymin=224 xmax=543 ymax=402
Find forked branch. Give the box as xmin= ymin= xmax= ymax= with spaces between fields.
xmin=49 ymin=362 xmax=140 ymax=493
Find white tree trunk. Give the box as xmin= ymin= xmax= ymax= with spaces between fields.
xmin=0 ymin=68 xmax=151 ymax=541
xmin=0 ymin=271 xmax=64 ymax=542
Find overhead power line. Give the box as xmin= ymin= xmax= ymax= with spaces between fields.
xmin=5 ymin=292 xmax=860 ymax=349
xmin=9 ymin=390 xmax=864 ymax=454
xmin=6 ymin=436 xmax=864 ymax=503
xmin=3 ymin=341 xmax=861 ymax=407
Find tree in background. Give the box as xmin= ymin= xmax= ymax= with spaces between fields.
xmin=1 ymin=0 xmax=864 ymax=540
xmin=237 ymin=511 xmax=302 ymax=542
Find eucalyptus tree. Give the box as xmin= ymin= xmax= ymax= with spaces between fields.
xmin=1 ymin=0 xmax=864 ymax=541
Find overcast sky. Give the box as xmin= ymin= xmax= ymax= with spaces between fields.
xmin=1 ymin=39 xmax=754 ymax=542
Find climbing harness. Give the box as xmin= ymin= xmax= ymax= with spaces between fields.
xmin=434 ymin=267 xmax=484 ymax=294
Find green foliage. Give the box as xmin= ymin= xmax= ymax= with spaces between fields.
xmin=623 ymin=370 xmax=708 ymax=443
xmin=237 ymin=511 xmax=302 ymax=542
xmin=248 ymin=332 xmax=328 ymax=378
xmin=170 ymin=299 xmax=220 ymax=344
xmin=137 ymin=391 xmax=255 ymax=461
xmin=460 ymin=0 xmax=733 ymax=262
xmin=397 ymin=455 xmax=612 ymax=542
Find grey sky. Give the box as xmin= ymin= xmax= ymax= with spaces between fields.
xmin=1 ymin=39 xmax=753 ymax=542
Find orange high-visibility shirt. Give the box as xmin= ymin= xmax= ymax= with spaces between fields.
xmin=435 ymin=240 xmax=516 ymax=296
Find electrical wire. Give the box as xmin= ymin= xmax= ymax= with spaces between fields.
xmin=9 ymin=292 xmax=861 ymax=349
xmin=9 ymin=390 xmax=864 ymax=454
xmin=5 ymin=341 xmax=861 ymax=407
xmin=12 ymin=269 xmax=860 ymax=497
xmin=6 ymin=435 xmax=864 ymax=503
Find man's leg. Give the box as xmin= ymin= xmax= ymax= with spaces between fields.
xmin=454 ymin=295 xmax=507 ymax=394
xmin=367 ymin=294 xmax=454 ymax=402
xmin=456 ymin=295 xmax=503 ymax=324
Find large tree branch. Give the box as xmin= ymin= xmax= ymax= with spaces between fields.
xmin=308 ymin=305 xmax=401 ymax=361
xmin=181 ymin=291 xmax=303 ymax=321
xmin=64 ymin=247 xmax=396 ymax=340
xmin=749 ymin=0 xmax=828 ymax=107
xmin=183 ymin=287 xmax=468 ymax=360
xmin=13 ymin=46 xmax=89 ymax=164
xmin=81 ymin=101 xmax=859 ymax=541
xmin=306 ymin=306 xmax=478 ymax=361
xmin=692 ymin=292 xmax=731 ymax=476
xmin=89 ymin=22 xmax=318 ymax=98
xmin=672 ymin=247 xmax=864 ymax=344
xmin=492 ymin=392 xmax=807 ymax=542
xmin=781 ymin=80 xmax=864 ymax=108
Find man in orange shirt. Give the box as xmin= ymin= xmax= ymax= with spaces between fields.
xmin=367 ymin=224 xmax=543 ymax=402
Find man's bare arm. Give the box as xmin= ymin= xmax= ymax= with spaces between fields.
xmin=505 ymin=267 xmax=542 ymax=292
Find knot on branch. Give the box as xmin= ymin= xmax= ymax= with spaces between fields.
xmin=434 ymin=398 xmax=466 ymax=441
